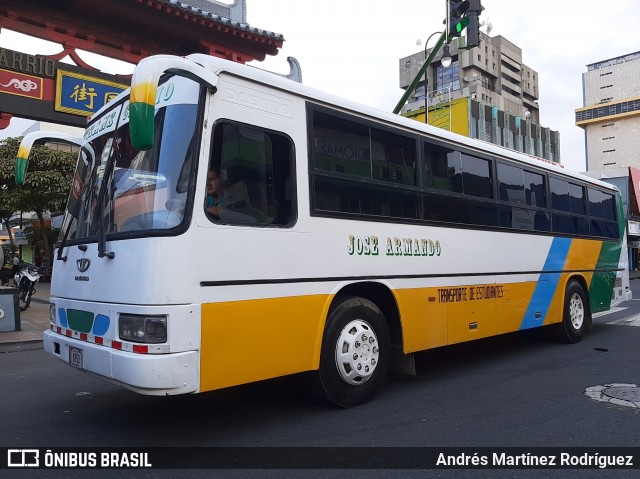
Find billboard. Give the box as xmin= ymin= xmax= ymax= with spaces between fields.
xmin=0 ymin=47 xmax=129 ymax=128
xmin=56 ymin=70 xmax=127 ymax=116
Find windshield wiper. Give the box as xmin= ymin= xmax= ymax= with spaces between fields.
xmin=95 ymin=157 xmax=116 ymax=260
xmin=55 ymin=220 xmax=73 ymax=262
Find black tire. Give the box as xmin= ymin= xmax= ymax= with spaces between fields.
xmin=555 ymin=280 xmax=589 ymax=343
xmin=19 ymin=290 xmax=31 ymax=311
xmin=315 ymin=297 xmax=390 ymax=408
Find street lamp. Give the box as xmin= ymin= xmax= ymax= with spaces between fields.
xmin=394 ymin=30 xmax=447 ymax=114
xmin=423 ymin=31 xmax=444 ymax=123
xmin=441 ymin=45 xmax=452 ymax=68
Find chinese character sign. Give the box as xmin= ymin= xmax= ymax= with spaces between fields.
xmin=56 ymin=70 xmax=128 ymax=116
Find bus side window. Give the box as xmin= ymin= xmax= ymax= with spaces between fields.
xmin=209 ymin=122 xmax=294 ymax=227
xmin=423 ymin=141 xmax=460 ymax=193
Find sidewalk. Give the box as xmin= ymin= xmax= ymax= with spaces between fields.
xmin=0 ymin=281 xmax=51 ymax=348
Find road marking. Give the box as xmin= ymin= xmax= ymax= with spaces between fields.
xmin=607 ymin=312 xmax=640 ymax=327
xmin=593 ymin=306 xmax=628 ymax=319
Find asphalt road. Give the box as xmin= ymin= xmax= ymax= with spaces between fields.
xmin=2 ymin=281 xmax=640 ymax=479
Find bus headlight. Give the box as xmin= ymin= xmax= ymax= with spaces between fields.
xmin=49 ymin=304 xmax=56 ymax=325
xmin=119 ymin=314 xmax=167 ymax=344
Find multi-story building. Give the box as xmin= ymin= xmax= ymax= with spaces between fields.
xmin=576 ymin=51 xmax=640 ymax=269
xmin=575 ymin=51 xmax=640 ymax=171
xmin=399 ymin=32 xmax=560 ymax=162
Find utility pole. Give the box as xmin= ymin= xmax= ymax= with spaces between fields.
xmin=393 ymin=31 xmax=447 ymax=115
xmin=393 ymin=0 xmax=484 ymax=115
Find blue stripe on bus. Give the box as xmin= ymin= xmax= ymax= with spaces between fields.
xmin=519 ymin=237 xmax=572 ymax=330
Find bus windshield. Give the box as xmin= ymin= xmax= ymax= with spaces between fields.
xmin=59 ymin=76 xmax=201 ymax=243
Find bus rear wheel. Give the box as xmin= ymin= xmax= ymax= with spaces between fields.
xmin=555 ymin=280 xmax=589 ymax=343
xmin=316 ymin=297 xmax=390 ymax=408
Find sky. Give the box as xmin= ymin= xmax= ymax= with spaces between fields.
xmin=1 ymin=0 xmax=639 ymax=173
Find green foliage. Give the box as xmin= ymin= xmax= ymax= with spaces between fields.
xmin=0 ymin=138 xmax=77 ymax=212
xmin=0 ymin=135 xmax=77 ymax=258
xmin=0 ymin=137 xmax=23 ymax=220
xmin=0 ymin=136 xmax=77 ymax=213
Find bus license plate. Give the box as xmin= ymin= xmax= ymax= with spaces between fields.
xmin=69 ymin=347 xmax=83 ymax=369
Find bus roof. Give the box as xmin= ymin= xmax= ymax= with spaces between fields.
xmin=92 ymin=54 xmax=619 ymax=194
xmin=191 ymin=55 xmax=616 ymax=193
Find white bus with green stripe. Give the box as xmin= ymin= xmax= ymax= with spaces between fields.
xmin=19 ymin=54 xmax=630 ymax=407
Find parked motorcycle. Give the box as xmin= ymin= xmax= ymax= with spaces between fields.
xmin=14 ymin=262 xmax=41 ymax=311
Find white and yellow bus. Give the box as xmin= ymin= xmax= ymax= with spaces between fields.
xmin=17 ymin=54 xmax=630 ymax=407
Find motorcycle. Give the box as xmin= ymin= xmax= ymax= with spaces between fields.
xmin=14 ymin=262 xmax=41 ymax=311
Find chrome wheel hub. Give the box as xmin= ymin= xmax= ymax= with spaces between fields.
xmin=335 ymin=320 xmax=379 ymax=385
xmin=569 ymin=292 xmax=584 ymax=330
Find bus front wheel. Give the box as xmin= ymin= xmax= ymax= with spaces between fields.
xmin=555 ymin=280 xmax=589 ymax=343
xmin=316 ymin=297 xmax=390 ymax=408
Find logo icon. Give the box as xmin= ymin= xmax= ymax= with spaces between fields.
xmin=7 ymin=449 xmax=39 ymax=467
xmin=76 ymin=258 xmax=91 ymax=272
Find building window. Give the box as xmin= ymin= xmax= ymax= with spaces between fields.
xmin=434 ymin=59 xmax=460 ymax=92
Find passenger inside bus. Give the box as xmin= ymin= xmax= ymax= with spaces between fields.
xmin=205 ymin=167 xmax=227 ymax=219
xmin=205 ymin=166 xmax=257 ymax=224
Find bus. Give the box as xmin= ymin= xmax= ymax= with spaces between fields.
xmin=17 ymin=53 xmax=630 ymax=407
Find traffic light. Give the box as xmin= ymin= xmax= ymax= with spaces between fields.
xmin=465 ymin=0 xmax=485 ymax=49
xmin=447 ymin=0 xmax=484 ymax=48
xmin=447 ymin=0 xmax=470 ymax=39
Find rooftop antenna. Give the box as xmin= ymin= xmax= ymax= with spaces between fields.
xmin=481 ymin=18 xmax=493 ymax=35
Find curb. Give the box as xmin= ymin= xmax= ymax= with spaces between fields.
xmin=0 ymin=340 xmax=44 ymax=353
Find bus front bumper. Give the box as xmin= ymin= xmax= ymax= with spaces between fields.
xmin=43 ymin=329 xmax=199 ymax=395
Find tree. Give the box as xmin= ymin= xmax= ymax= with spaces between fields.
xmin=0 ymin=137 xmax=24 ymax=255
xmin=0 ymin=136 xmax=77 ymax=261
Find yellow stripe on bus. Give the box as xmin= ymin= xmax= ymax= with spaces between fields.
xmin=394 ymin=287 xmax=447 ymax=352
xmin=200 ymin=259 xmax=604 ymax=391
xmin=200 ymin=294 xmax=333 ymax=392
xmin=565 ymin=239 xmax=602 ymax=288
xmin=538 ymin=239 xmax=602 ymax=325
xmin=17 ymin=145 xmax=31 ymax=161
xmin=130 ymin=81 xmax=156 ymax=107
xmin=396 ymin=281 xmax=544 ymax=349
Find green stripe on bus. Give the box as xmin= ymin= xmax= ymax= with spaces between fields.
xmin=589 ymin=191 xmax=625 ymax=313
xmin=67 ymin=309 xmax=95 ymax=333
xmin=129 ymin=102 xmax=155 ymax=151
